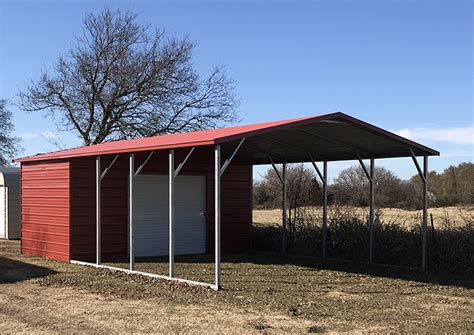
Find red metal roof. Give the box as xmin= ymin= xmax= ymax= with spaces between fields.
xmin=14 ymin=112 xmax=439 ymax=163
xmin=14 ymin=116 xmax=313 ymax=162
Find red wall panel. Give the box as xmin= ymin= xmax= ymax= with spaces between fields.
xmin=206 ymin=164 xmax=253 ymax=253
xmin=21 ymin=161 xmax=70 ymax=262
xmin=70 ymin=156 xmax=128 ymax=262
xmin=69 ymin=146 xmax=252 ymax=261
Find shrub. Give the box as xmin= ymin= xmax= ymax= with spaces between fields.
xmin=252 ymin=206 xmax=474 ymax=277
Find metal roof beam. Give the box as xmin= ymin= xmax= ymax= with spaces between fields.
xmin=247 ymin=147 xmax=284 ymax=161
xmin=256 ymin=134 xmax=326 ymax=160
xmin=298 ymin=127 xmax=372 ymax=157
xmin=235 ymin=141 xmax=286 ymax=163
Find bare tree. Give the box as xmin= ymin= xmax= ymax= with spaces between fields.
xmin=254 ymin=164 xmax=320 ymax=210
xmin=331 ymin=165 xmax=405 ymax=207
xmin=254 ymin=164 xmax=320 ymax=250
xmin=0 ymin=100 xmax=20 ymax=165
xmin=18 ymin=10 xmax=238 ymax=145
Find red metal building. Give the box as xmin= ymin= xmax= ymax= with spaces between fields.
xmin=20 ymin=148 xmax=252 ymax=262
xmin=15 ymin=113 xmax=438 ymax=289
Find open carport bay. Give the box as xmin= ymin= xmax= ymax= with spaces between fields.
xmin=1 ymin=239 xmax=473 ymax=333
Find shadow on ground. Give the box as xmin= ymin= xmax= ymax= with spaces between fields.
xmin=243 ymin=252 xmax=474 ymax=289
xmin=105 ymin=252 xmax=474 ymax=289
xmin=0 ymin=256 xmax=57 ymax=284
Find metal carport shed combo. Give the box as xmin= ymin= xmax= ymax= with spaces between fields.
xmin=15 ymin=112 xmax=438 ymax=290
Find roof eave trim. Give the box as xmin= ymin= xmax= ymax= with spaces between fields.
xmin=14 ymin=140 xmax=215 ymax=163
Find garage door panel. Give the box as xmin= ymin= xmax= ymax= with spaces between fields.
xmin=133 ymin=175 xmax=206 ymax=257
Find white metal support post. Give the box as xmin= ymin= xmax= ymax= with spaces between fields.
xmin=129 ymin=154 xmax=135 ymax=271
xmin=169 ymin=150 xmax=175 ymax=278
xmin=282 ymin=163 xmax=287 ymax=254
xmin=213 ymin=138 xmax=246 ymax=289
xmin=168 ymin=147 xmax=195 ymax=278
xmin=309 ymin=156 xmax=328 ymax=258
xmin=269 ymin=157 xmax=287 ymax=254
xmin=357 ymin=155 xmax=375 ymax=263
xmin=422 ymin=155 xmax=428 ymax=270
xmin=322 ymin=161 xmax=328 ymax=258
xmin=410 ymin=149 xmax=429 ymax=270
xmin=369 ymin=157 xmax=374 ymax=263
xmin=214 ymin=145 xmax=221 ymax=289
xmin=96 ymin=156 xmax=101 ymax=265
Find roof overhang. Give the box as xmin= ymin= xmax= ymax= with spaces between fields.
xmin=14 ymin=112 xmax=439 ymax=164
xmin=217 ymin=113 xmax=439 ymax=165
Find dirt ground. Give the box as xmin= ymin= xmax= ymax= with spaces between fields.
xmin=253 ymin=206 xmax=474 ymax=228
xmin=1 ymin=240 xmax=473 ymax=333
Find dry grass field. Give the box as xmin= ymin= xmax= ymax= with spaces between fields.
xmin=1 ymin=240 xmax=473 ymax=333
xmin=253 ymin=206 xmax=474 ymax=228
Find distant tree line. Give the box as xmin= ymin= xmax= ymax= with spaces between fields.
xmin=424 ymin=163 xmax=473 ymax=206
xmin=253 ymin=162 xmax=474 ymax=210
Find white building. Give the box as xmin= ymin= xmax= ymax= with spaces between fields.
xmin=0 ymin=167 xmax=20 ymax=239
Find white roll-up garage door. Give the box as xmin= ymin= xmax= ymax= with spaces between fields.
xmin=133 ymin=175 xmax=206 ymax=257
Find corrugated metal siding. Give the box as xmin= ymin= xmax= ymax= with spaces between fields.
xmin=21 ymin=161 xmax=70 ymax=262
xmin=70 ymin=156 xmax=128 ymax=262
xmin=206 ymin=164 xmax=252 ymax=253
xmin=69 ymin=146 xmax=252 ymax=261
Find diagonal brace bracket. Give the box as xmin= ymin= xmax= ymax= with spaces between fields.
xmin=269 ymin=156 xmax=284 ymax=184
xmin=357 ymin=153 xmax=373 ymax=182
xmin=100 ymin=154 xmax=120 ymax=181
xmin=174 ymin=147 xmax=196 ymax=178
xmin=135 ymin=151 xmax=154 ymax=177
xmin=409 ymin=148 xmax=426 ymax=183
xmin=309 ymin=154 xmax=326 ymax=186
xmin=220 ymin=138 xmax=246 ymax=176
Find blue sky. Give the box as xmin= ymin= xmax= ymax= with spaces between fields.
xmin=0 ymin=0 xmax=472 ymax=181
